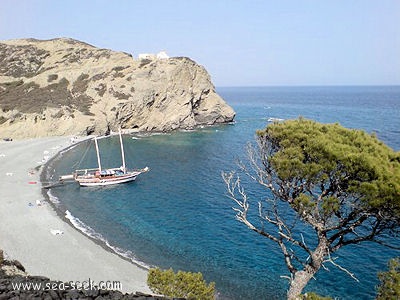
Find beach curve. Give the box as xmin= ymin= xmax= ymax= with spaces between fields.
xmin=0 ymin=136 xmax=151 ymax=294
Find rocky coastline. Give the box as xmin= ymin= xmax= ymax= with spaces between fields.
xmin=0 ymin=38 xmax=235 ymax=139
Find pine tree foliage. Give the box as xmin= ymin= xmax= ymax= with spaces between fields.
xmin=147 ymin=268 xmax=216 ymax=300
xmin=376 ymin=257 xmax=400 ymax=300
xmin=301 ymin=292 xmax=332 ymax=300
xmin=256 ymin=118 xmax=400 ymax=236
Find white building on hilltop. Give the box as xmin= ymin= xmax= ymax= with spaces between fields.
xmin=138 ymin=51 xmax=169 ymax=60
xmin=156 ymin=51 xmax=169 ymax=59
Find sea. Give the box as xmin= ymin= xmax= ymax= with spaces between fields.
xmin=45 ymin=86 xmax=400 ymax=300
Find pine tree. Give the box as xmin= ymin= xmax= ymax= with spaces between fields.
xmin=223 ymin=118 xmax=400 ymax=299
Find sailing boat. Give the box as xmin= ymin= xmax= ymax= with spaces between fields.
xmin=60 ymin=130 xmax=149 ymax=187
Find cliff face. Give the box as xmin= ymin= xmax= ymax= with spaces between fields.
xmin=0 ymin=38 xmax=235 ymax=138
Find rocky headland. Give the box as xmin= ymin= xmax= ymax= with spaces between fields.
xmin=0 ymin=38 xmax=235 ymax=139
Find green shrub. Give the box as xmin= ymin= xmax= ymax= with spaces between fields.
xmin=301 ymin=292 xmax=332 ymax=300
xmin=147 ymin=268 xmax=215 ymax=300
xmin=376 ymin=257 xmax=400 ymax=299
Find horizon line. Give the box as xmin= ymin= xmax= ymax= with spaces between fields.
xmin=216 ymin=84 xmax=400 ymax=88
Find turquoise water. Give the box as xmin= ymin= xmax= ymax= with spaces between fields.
xmin=47 ymin=86 xmax=400 ymax=299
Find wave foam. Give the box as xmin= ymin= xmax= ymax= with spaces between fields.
xmin=47 ymin=190 xmax=60 ymax=204
xmin=64 ymin=210 xmax=150 ymax=269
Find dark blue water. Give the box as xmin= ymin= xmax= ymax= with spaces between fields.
xmin=48 ymin=86 xmax=400 ymax=299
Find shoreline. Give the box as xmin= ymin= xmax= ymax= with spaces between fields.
xmin=0 ymin=136 xmax=151 ymax=294
xmin=40 ymin=136 xmax=150 ymax=270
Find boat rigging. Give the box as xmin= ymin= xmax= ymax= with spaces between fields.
xmin=59 ymin=130 xmax=149 ymax=187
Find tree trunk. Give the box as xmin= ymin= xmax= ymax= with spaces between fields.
xmin=287 ymin=236 xmax=328 ymax=300
xmin=287 ymin=268 xmax=317 ymax=300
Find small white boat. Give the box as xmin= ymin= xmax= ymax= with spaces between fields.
xmin=60 ymin=130 xmax=148 ymax=187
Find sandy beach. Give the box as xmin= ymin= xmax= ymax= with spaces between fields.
xmin=0 ymin=136 xmax=151 ymax=294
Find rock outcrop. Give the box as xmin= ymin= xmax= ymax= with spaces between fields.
xmin=0 ymin=38 xmax=235 ymax=139
xmin=0 ymin=254 xmax=171 ymax=299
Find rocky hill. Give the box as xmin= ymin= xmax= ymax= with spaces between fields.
xmin=0 ymin=38 xmax=235 ymax=139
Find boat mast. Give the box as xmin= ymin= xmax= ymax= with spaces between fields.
xmin=119 ymin=129 xmax=126 ymax=173
xmin=94 ymin=137 xmax=102 ymax=172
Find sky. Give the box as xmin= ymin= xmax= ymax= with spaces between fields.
xmin=0 ymin=0 xmax=399 ymax=87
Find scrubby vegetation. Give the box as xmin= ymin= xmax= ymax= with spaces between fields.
xmin=139 ymin=59 xmax=152 ymax=68
xmin=47 ymin=74 xmax=58 ymax=82
xmin=0 ymin=116 xmax=8 ymax=125
xmin=376 ymin=257 xmax=400 ymax=299
xmin=0 ymin=76 xmax=93 ymax=115
xmin=0 ymin=43 xmax=49 ymax=78
xmin=112 ymin=66 xmax=128 ymax=72
xmin=147 ymin=268 xmax=215 ymax=300
xmin=92 ymin=72 xmax=106 ymax=81
xmin=95 ymin=83 xmax=107 ymax=97
xmin=113 ymin=91 xmax=131 ymax=100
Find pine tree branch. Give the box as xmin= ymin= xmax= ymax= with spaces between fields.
xmin=323 ymin=249 xmax=359 ymax=282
